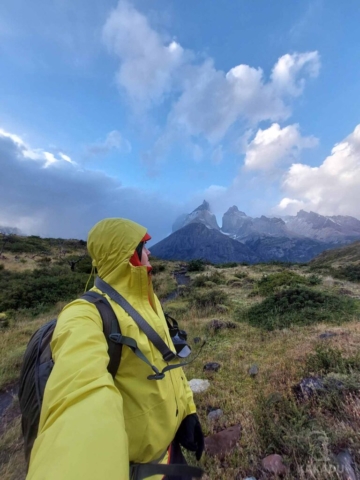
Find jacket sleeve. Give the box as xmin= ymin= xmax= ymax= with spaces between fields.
xmin=27 ymin=300 xmax=129 ymax=480
xmin=183 ymin=372 xmax=197 ymax=416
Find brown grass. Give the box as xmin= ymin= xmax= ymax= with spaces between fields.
xmin=1 ymin=261 xmax=360 ymax=479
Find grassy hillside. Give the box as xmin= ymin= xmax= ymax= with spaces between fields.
xmin=1 ymin=237 xmax=360 ymax=479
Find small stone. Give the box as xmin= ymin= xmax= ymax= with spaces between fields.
xmin=193 ymin=337 xmax=201 ymax=344
xmin=244 ymin=477 xmax=257 ymax=480
xmin=207 ymin=409 xmax=223 ymax=421
xmin=205 ymin=424 xmax=242 ymax=457
xmin=188 ymin=379 xmax=210 ymax=393
xmin=335 ymin=449 xmax=357 ymax=480
xmin=248 ymin=364 xmax=259 ymax=377
xmin=319 ymin=331 xmax=337 ymax=339
xmin=293 ymin=376 xmax=325 ymax=400
xmin=204 ymin=362 xmax=221 ymax=372
xmin=261 ymin=454 xmax=287 ymax=476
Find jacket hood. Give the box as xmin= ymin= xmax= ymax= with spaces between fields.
xmin=87 ymin=218 xmax=147 ymax=282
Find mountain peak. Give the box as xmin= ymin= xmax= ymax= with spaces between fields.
xmin=193 ymin=200 xmax=210 ymax=212
xmin=172 ymin=200 xmax=219 ymax=232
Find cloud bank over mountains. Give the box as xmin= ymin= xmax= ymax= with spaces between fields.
xmin=0 ymin=129 xmax=180 ymax=241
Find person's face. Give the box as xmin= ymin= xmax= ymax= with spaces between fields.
xmin=141 ymin=244 xmax=151 ymax=267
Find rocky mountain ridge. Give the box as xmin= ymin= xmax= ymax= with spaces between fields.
xmin=173 ymin=202 xmax=360 ymax=244
xmin=154 ymin=202 xmax=360 ymax=263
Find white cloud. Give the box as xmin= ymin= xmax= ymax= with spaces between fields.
xmin=87 ymin=130 xmax=131 ymax=156
xmin=103 ymin=2 xmax=320 ymax=147
xmin=271 ymin=52 xmax=320 ymax=97
xmin=277 ymin=124 xmax=360 ymax=217
xmin=103 ymin=1 xmax=186 ymax=106
xmin=170 ymin=52 xmax=320 ymax=143
xmin=244 ymin=123 xmax=318 ymax=170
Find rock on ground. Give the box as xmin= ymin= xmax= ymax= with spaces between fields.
xmin=205 ymin=424 xmax=242 ymax=457
xmin=261 ymin=454 xmax=287 ymax=476
xmin=189 ymin=379 xmax=210 ymax=393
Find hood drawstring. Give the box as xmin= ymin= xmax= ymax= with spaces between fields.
xmin=84 ymin=264 xmax=96 ymax=292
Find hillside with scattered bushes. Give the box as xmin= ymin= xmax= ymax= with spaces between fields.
xmin=0 ymin=235 xmax=360 ymax=479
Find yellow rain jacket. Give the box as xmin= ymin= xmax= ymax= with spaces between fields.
xmin=27 ymin=218 xmax=196 ymax=480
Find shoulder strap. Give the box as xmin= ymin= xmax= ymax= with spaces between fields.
xmin=93 ymin=277 xmax=206 ymax=380
xmin=130 ymin=463 xmax=203 ymax=479
xmin=94 ymin=277 xmax=176 ymax=362
xmin=81 ymin=291 xmax=121 ymax=378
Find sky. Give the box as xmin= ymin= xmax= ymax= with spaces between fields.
xmin=1 ymin=0 xmax=360 ymax=243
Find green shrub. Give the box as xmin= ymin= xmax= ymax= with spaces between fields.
xmin=333 ymin=264 xmax=360 ymax=282
xmin=151 ymin=263 xmax=166 ymax=275
xmin=188 ymin=259 xmax=206 ymax=272
xmin=235 ymin=286 xmax=359 ymax=330
xmin=189 ymin=288 xmax=228 ymax=308
xmin=253 ymin=393 xmax=321 ymax=461
xmin=256 ymin=271 xmax=309 ymax=296
xmin=214 ymin=262 xmax=238 ymax=268
xmin=0 ymin=266 xmax=88 ymax=314
xmin=234 ymin=271 xmax=248 ymax=279
xmin=307 ymin=274 xmax=322 ymax=285
xmin=192 ymin=275 xmax=207 ymax=288
xmin=304 ymin=345 xmax=360 ymax=376
xmin=192 ymin=271 xmax=225 ymax=287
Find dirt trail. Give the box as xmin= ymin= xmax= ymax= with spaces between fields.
xmin=162 ymin=270 xmax=191 ymax=303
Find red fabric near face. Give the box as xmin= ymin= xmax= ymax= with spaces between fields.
xmin=130 ymin=233 xmax=152 ymax=267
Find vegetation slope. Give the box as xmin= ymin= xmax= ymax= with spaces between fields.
xmin=1 ymin=235 xmax=360 ymax=479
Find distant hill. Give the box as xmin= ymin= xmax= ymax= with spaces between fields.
xmin=310 ymin=240 xmax=360 ymax=269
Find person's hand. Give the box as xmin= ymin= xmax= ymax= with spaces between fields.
xmin=175 ymin=413 xmax=204 ymax=460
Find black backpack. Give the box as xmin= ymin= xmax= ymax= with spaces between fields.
xmin=18 ymin=291 xmax=121 ymax=466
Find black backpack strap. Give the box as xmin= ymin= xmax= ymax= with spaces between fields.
xmin=130 ymin=463 xmax=203 ymax=480
xmin=81 ymin=291 xmax=121 ymax=378
xmin=95 ymin=276 xmax=177 ymax=362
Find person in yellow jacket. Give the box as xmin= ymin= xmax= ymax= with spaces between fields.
xmin=27 ymin=218 xmax=204 ymax=480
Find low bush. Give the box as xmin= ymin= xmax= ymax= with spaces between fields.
xmin=0 ymin=266 xmax=88 ymax=314
xmin=307 ymin=274 xmax=322 ymax=285
xmin=189 ymin=288 xmax=228 ymax=309
xmin=234 ymin=271 xmax=248 ymax=279
xmin=255 ymin=271 xmax=309 ymax=296
xmin=214 ymin=262 xmax=238 ymax=268
xmin=188 ymin=259 xmax=206 ymax=272
xmin=151 ymin=263 xmax=166 ymax=275
xmin=304 ymin=345 xmax=360 ymax=376
xmin=254 ymin=393 xmax=321 ymax=462
xmin=192 ymin=271 xmax=225 ymax=287
xmin=333 ymin=264 xmax=360 ymax=283
xmin=235 ymin=286 xmax=359 ymax=330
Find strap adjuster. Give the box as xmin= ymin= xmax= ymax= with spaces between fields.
xmin=163 ymin=351 xmax=176 ymax=362
xmin=147 ymin=373 xmax=165 ymax=380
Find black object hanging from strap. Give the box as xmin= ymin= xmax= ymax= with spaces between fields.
xmin=94 ymin=276 xmax=206 ymax=380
